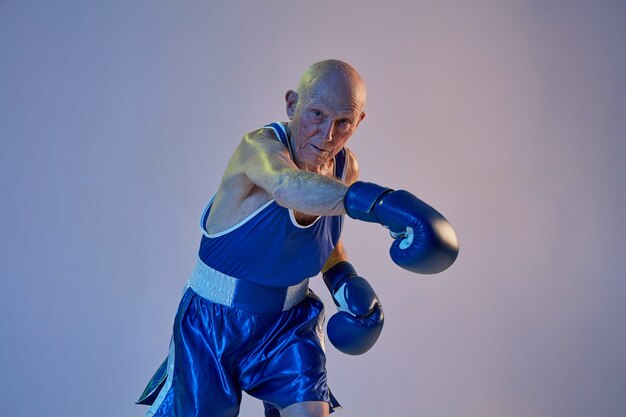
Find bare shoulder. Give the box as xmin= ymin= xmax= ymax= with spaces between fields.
xmin=344 ymin=147 xmax=360 ymax=185
xmin=239 ymin=126 xmax=282 ymax=154
xmin=205 ymin=126 xmax=289 ymax=234
xmin=237 ymin=124 xmax=294 ymax=164
xmin=219 ymin=129 xmax=263 ymax=189
xmin=225 ymin=126 xmax=286 ymax=182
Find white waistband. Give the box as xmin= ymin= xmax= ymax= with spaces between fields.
xmin=187 ymin=259 xmax=309 ymax=312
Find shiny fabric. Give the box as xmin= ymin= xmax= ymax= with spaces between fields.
xmin=148 ymin=287 xmax=333 ymax=417
xmin=136 ymin=357 xmax=168 ymax=405
xmin=198 ymin=201 xmax=342 ymax=286
xmin=142 ymin=121 xmax=349 ymax=415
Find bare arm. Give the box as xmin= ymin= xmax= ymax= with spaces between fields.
xmin=237 ymin=130 xmax=348 ymax=215
xmin=321 ymin=240 xmax=348 ymax=273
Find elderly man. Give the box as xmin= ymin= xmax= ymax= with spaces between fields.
xmin=137 ymin=59 xmax=458 ymax=417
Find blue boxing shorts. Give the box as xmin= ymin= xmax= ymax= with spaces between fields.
xmin=138 ymin=260 xmax=341 ymax=417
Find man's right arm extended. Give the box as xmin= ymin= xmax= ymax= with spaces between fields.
xmin=237 ymin=131 xmax=348 ymax=216
xmin=237 ymin=130 xmax=459 ymax=275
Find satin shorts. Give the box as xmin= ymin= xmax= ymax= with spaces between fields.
xmin=147 ymin=287 xmax=334 ymax=417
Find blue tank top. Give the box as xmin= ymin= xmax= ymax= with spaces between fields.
xmin=197 ymin=122 xmax=347 ymax=287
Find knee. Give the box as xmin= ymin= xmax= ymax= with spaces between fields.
xmin=280 ymin=401 xmax=329 ymax=417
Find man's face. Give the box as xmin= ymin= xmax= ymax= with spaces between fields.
xmin=286 ymin=75 xmax=365 ymax=171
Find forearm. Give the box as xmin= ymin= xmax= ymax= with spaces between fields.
xmin=272 ymin=169 xmax=348 ymax=216
xmin=239 ymin=133 xmax=349 ymax=216
xmin=321 ymin=241 xmax=348 ymax=273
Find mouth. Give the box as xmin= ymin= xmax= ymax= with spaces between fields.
xmin=310 ymin=144 xmax=329 ymax=153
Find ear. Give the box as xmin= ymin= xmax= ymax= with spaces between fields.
xmin=285 ymin=90 xmax=298 ymax=120
xmin=356 ymin=111 xmax=366 ymax=127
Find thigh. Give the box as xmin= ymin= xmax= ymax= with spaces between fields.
xmin=153 ymin=289 xmax=243 ymax=417
xmin=241 ymin=293 xmax=329 ymax=409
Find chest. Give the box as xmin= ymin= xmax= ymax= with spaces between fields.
xmin=292 ymin=211 xmax=319 ymax=226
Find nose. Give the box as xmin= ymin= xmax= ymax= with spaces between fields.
xmin=320 ymin=119 xmax=334 ymax=143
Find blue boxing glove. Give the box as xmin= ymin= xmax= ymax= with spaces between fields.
xmin=323 ymin=261 xmax=384 ymax=355
xmin=344 ymin=181 xmax=459 ymax=274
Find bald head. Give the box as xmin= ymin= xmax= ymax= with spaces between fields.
xmin=296 ymin=59 xmax=367 ymax=112
xmin=284 ymin=60 xmax=367 ymax=171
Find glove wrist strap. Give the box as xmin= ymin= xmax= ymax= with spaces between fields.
xmin=344 ymin=181 xmax=393 ymax=222
xmin=322 ymin=261 xmax=357 ymax=292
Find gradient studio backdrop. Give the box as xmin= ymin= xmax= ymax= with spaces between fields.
xmin=1 ymin=1 xmax=625 ymax=417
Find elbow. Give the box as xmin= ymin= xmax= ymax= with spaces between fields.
xmin=270 ymin=172 xmax=292 ymax=207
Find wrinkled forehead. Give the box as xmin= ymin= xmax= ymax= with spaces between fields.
xmin=298 ymin=65 xmax=367 ymax=111
xmin=298 ymin=59 xmax=366 ymax=108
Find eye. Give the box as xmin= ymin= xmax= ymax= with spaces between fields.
xmin=338 ymin=118 xmax=351 ymax=127
xmin=312 ymin=110 xmax=324 ymax=119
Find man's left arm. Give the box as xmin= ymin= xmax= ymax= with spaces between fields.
xmin=321 ymin=149 xmax=385 ymax=356
xmin=322 ymin=243 xmax=385 ymax=356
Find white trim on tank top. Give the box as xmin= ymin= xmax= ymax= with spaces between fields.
xmin=200 ymin=195 xmax=321 ymax=237
xmin=265 ymin=122 xmax=295 ymax=161
xmin=288 ymin=208 xmax=322 ymax=229
xmin=200 ymin=195 xmax=276 ymax=238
